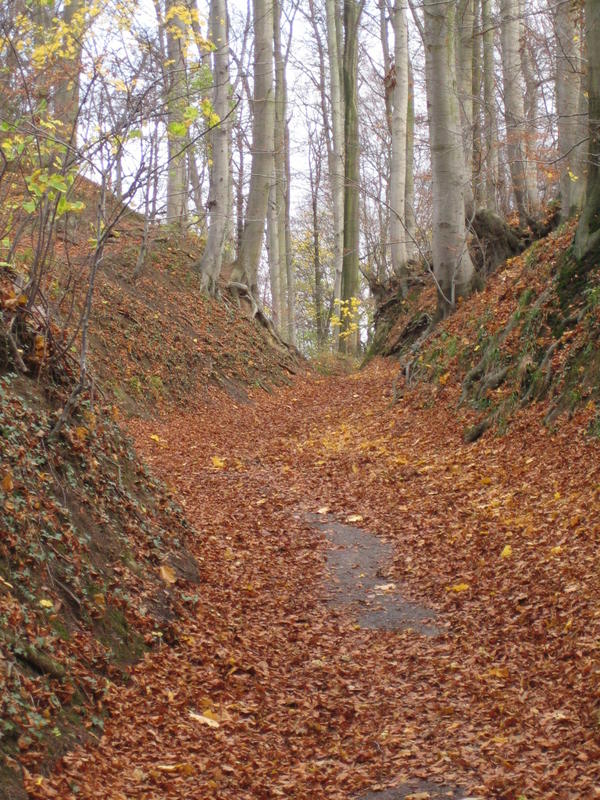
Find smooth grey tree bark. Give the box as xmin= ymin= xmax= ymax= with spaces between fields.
xmin=387 ymin=0 xmax=409 ymax=291
xmin=519 ymin=0 xmax=539 ymax=214
xmin=500 ymin=0 xmax=537 ymax=225
xmin=405 ymin=59 xmax=417 ymax=261
xmin=340 ymin=0 xmax=365 ymax=353
xmin=456 ymin=0 xmax=476 ymax=218
xmin=53 ymin=0 xmax=84 ymax=147
xmin=164 ymin=0 xmax=188 ymax=228
xmin=421 ymin=0 xmax=475 ymax=315
xmin=273 ymin=0 xmax=296 ymax=344
xmin=575 ymin=0 xmax=600 ymax=261
xmin=267 ymin=168 xmax=281 ymax=327
xmin=234 ymin=0 xmax=275 ymax=295
xmin=197 ymin=0 xmax=231 ymax=292
xmin=482 ymin=0 xmax=498 ymax=211
xmin=552 ymin=0 xmax=586 ymax=220
xmin=325 ymin=0 xmax=345 ymax=343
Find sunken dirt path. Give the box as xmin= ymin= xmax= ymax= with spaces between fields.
xmin=39 ymin=359 xmax=600 ymax=800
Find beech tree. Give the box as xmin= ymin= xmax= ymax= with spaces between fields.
xmin=416 ymin=0 xmax=475 ymax=315
xmin=233 ymin=0 xmax=275 ymax=296
xmin=387 ymin=0 xmax=409 ymax=292
xmin=575 ymin=0 xmax=600 ymax=261
xmin=552 ymin=0 xmax=586 ymax=220
xmin=198 ymin=0 xmax=231 ymax=292
xmin=340 ymin=0 xmax=365 ymax=353
xmin=500 ymin=0 xmax=538 ymax=225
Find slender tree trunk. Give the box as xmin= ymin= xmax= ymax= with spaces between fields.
xmin=405 ymin=58 xmax=417 ymax=261
xmin=553 ymin=0 xmax=586 ymax=219
xmin=482 ymin=0 xmax=498 ymax=210
xmin=164 ymin=0 xmax=188 ymax=228
xmin=267 ymin=170 xmax=281 ymax=327
xmin=472 ymin=0 xmax=483 ymax=208
xmin=575 ymin=0 xmax=600 ymax=261
xmin=188 ymin=149 xmax=205 ymax=224
xmin=500 ymin=0 xmax=535 ymax=225
xmin=198 ymin=0 xmax=231 ymax=292
xmin=388 ymin=0 xmax=409 ymax=290
xmin=284 ymin=113 xmax=296 ymax=345
xmin=235 ymin=0 xmax=275 ymax=295
xmin=340 ymin=0 xmax=364 ymax=354
xmin=423 ymin=0 xmax=475 ymax=316
xmin=519 ymin=1 xmax=539 ymax=215
xmin=456 ymin=0 xmax=476 ymax=218
xmin=325 ymin=0 xmax=345 ymax=345
xmin=273 ymin=0 xmax=295 ymax=342
xmin=309 ymin=132 xmax=325 ymax=347
xmin=53 ymin=0 xmax=85 ymax=153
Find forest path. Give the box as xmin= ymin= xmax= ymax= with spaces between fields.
xmin=42 ymin=359 xmax=600 ymax=799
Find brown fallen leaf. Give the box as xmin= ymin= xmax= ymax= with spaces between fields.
xmin=159 ymin=564 xmax=177 ymax=584
xmin=189 ymin=709 xmax=220 ymax=728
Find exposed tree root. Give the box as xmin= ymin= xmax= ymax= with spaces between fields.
xmin=227 ymin=282 xmax=301 ymax=361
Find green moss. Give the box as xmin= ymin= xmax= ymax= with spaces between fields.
xmin=518 ymin=288 xmax=535 ymax=308
xmin=557 ymin=251 xmax=588 ymax=310
xmin=97 ymin=606 xmax=146 ymax=665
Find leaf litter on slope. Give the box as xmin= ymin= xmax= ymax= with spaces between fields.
xmin=32 ymin=359 xmax=600 ymax=800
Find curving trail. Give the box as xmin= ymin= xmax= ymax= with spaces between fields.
xmin=38 ymin=359 xmax=600 ymax=799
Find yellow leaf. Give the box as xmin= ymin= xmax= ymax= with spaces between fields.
xmin=501 ymin=544 xmax=512 ymax=559
xmin=74 ymin=426 xmax=88 ymax=442
xmin=93 ymin=593 xmax=106 ymax=610
xmin=159 ymin=564 xmax=177 ymax=584
xmin=156 ymin=763 xmax=194 ymax=775
xmin=439 ymin=372 xmax=450 ymax=386
xmin=150 ymin=434 xmax=161 ymax=442
xmin=551 ymin=545 xmax=563 ymax=555
xmin=1 ymin=473 xmax=14 ymax=492
xmin=39 ymin=598 xmax=54 ymax=609
xmin=484 ymin=666 xmax=509 ymax=679
xmin=554 ymin=491 xmax=561 ymax=500
xmin=211 ymin=456 xmax=226 ymax=469
xmin=480 ymin=476 xmax=492 ymax=486
xmin=346 ymin=514 xmax=363 ymax=523
xmin=447 ymin=583 xmax=469 ymax=593
xmin=189 ymin=709 xmax=220 ymax=728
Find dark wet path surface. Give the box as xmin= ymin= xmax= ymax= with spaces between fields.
xmin=307 ymin=513 xmax=444 ymax=637
xmin=307 ymin=513 xmax=479 ymax=800
xmin=359 ymin=779 xmax=471 ymax=799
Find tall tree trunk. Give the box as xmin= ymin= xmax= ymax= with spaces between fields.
xmin=325 ymin=0 xmax=345 ymax=346
xmin=388 ymin=0 xmax=409 ymax=291
xmin=456 ymin=0 xmax=476 ymax=218
xmin=519 ymin=1 xmax=539 ymax=215
xmin=472 ymin=0 xmax=483 ymax=209
xmin=309 ymin=131 xmax=326 ymax=347
xmin=234 ymin=0 xmax=275 ymax=295
xmin=553 ymin=0 xmax=586 ymax=220
xmin=165 ymin=0 xmax=188 ymax=228
xmin=405 ymin=58 xmax=417 ymax=261
xmin=267 ymin=171 xmax=281 ymax=327
xmin=500 ymin=0 xmax=535 ymax=225
xmin=284 ymin=113 xmax=296 ymax=345
xmin=53 ymin=0 xmax=84 ymax=149
xmin=340 ymin=0 xmax=364 ymax=354
xmin=423 ymin=0 xmax=475 ymax=316
xmin=482 ymin=0 xmax=498 ymax=211
xmin=198 ymin=0 xmax=231 ymax=292
xmin=575 ymin=0 xmax=600 ymax=261
xmin=273 ymin=0 xmax=295 ymax=343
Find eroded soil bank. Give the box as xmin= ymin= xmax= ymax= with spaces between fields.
xmin=32 ymin=359 xmax=600 ymax=799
